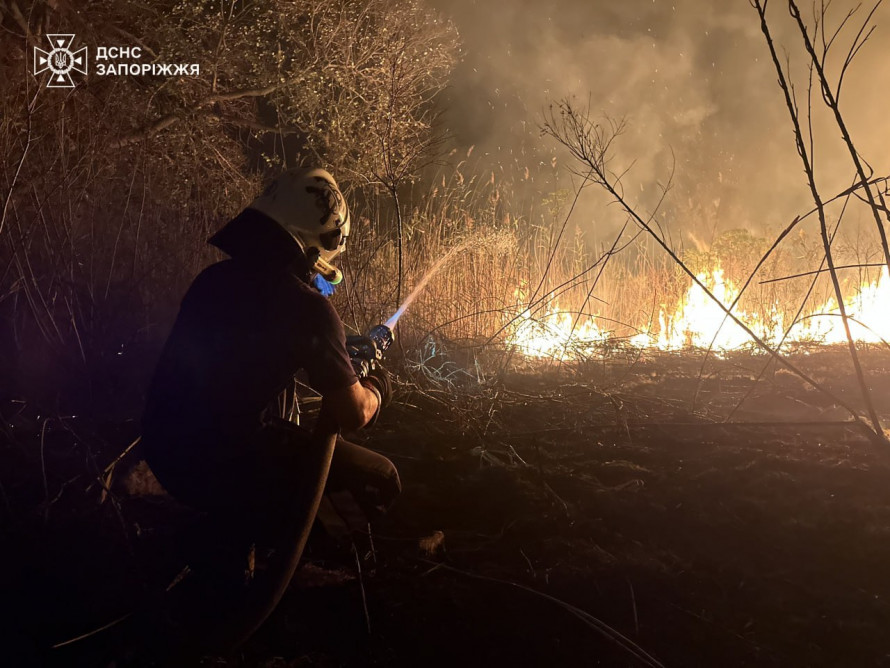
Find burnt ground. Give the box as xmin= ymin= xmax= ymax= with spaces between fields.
xmin=3 ymin=347 xmax=890 ymax=667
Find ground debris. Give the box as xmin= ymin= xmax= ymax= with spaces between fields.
xmin=4 ymin=350 xmax=890 ymax=666
xmin=417 ymin=530 xmax=446 ymax=557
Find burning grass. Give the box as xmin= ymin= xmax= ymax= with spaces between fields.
xmin=338 ymin=168 xmax=890 ymax=369
xmin=504 ymin=263 xmax=890 ymax=360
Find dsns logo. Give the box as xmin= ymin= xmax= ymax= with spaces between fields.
xmin=33 ymin=34 xmax=88 ymax=88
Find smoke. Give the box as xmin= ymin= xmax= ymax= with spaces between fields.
xmin=431 ymin=0 xmax=890 ymax=250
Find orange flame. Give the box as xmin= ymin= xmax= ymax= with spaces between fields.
xmin=507 ymin=266 xmax=890 ymax=359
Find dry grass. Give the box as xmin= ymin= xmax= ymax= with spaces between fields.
xmin=333 ymin=160 xmax=884 ymax=376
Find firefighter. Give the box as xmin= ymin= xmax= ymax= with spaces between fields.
xmin=141 ymin=167 xmax=400 ymax=547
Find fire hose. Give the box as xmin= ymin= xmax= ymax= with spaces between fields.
xmin=163 ymin=324 xmax=396 ymax=655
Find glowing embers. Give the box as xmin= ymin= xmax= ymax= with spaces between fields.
xmin=506 ymin=265 xmax=890 ymax=360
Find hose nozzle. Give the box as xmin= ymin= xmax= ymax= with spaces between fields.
xmin=367 ymin=324 xmax=395 ymax=355
xmin=346 ymin=324 xmax=394 ymax=379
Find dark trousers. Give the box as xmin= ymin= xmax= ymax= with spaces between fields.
xmin=147 ymin=418 xmax=401 ymax=543
xmin=137 ymin=420 xmax=400 ymax=658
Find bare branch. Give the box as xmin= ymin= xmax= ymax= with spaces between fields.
xmin=111 ymin=83 xmax=295 ymax=149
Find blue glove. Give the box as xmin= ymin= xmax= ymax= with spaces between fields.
xmin=313 ymin=274 xmax=337 ymax=297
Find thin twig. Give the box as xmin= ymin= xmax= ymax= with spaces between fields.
xmin=759 ymin=262 xmax=886 ymax=284
xmin=420 ymin=561 xmax=665 ymax=668
xmin=39 ymin=417 xmax=50 ymax=520
xmin=353 ymin=542 xmax=372 ymax=634
xmin=1 ymin=89 xmax=38 ymax=237
xmin=51 ymin=612 xmax=134 ymax=649
xmin=628 ymin=578 xmax=639 ymax=637
xmin=786 ymin=0 xmax=890 ymax=274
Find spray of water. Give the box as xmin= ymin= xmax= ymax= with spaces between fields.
xmin=384 ymin=242 xmax=468 ymax=329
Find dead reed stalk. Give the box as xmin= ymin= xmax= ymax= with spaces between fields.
xmin=752 ymin=0 xmax=884 ymax=437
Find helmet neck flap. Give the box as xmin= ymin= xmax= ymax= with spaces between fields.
xmin=209 ymin=209 xmax=314 ymax=284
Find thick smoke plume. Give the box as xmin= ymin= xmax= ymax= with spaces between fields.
xmin=432 ymin=0 xmax=890 ymax=250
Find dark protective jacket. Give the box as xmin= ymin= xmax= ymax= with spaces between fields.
xmin=141 ymin=209 xmax=357 ymax=474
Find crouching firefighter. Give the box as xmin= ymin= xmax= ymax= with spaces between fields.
xmin=139 ymin=167 xmax=399 ymax=656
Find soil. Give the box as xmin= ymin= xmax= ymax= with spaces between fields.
xmin=3 ymin=346 xmax=890 ymax=667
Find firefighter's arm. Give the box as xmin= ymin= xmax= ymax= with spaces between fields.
xmin=323 ymin=379 xmax=380 ymax=432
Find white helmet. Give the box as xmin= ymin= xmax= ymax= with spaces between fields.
xmin=248 ymin=168 xmax=350 ymax=284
